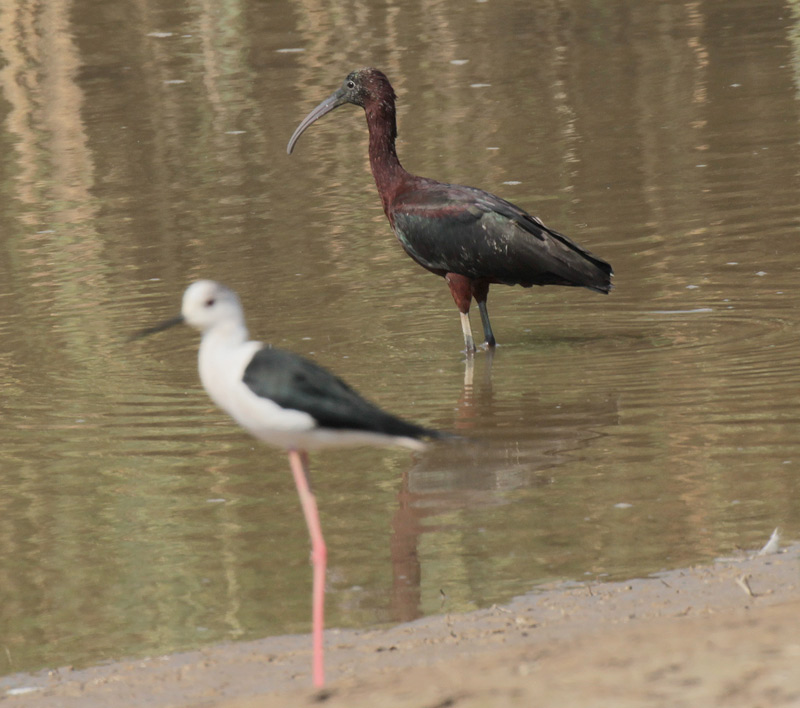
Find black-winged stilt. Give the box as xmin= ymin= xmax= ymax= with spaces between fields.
xmin=134 ymin=280 xmax=447 ymax=688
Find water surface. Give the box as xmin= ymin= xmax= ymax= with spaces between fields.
xmin=1 ymin=0 xmax=800 ymax=677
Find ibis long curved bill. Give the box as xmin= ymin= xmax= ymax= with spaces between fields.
xmin=287 ymin=87 xmax=349 ymax=155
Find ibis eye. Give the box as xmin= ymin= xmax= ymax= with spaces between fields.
xmin=347 ymin=80 xmax=355 ymax=89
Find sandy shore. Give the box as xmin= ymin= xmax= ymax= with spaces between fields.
xmin=3 ymin=542 xmax=799 ymax=708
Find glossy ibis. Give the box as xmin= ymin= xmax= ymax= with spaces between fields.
xmin=287 ymin=68 xmax=613 ymax=352
xmin=134 ymin=280 xmax=446 ymax=688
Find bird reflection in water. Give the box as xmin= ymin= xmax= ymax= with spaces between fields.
xmin=386 ymin=351 xmax=618 ymax=622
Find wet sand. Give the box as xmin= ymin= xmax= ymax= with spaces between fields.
xmin=3 ymin=542 xmax=798 ymax=708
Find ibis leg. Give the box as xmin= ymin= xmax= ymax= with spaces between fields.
xmin=476 ymin=301 xmax=496 ymax=348
xmin=459 ymin=312 xmax=475 ymax=353
xmin=463 ymin=348 xmax=475 ymax=388
xmin=446 ymin=273 xmax=476 ymax=353
xmin=288 ymin=449 xmax=327 ymax=688
xmin=472 ymin=282 xmax=496 ymax=348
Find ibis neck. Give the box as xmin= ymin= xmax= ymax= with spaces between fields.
xmin=365 ymin=100 xmax=409 ymax=213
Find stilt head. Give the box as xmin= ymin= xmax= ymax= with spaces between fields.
xmin=131 ymin=280 xmax=245 ymax=341
xmin=287 ymin=68 xmax=395 ymax=154
xmin=180 ymin=280 xmax=245 ymax=334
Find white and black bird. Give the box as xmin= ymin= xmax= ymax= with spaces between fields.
xmin=134 ymin=280 xmax=447 ymax=688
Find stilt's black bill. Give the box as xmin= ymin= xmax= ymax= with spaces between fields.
xmin=129 ymin=315 xmax=184 ymax=342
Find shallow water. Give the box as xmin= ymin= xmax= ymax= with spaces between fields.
xmin=2 ymin=0 xmax=800 ymax=677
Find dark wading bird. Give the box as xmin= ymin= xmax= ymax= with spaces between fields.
xmin=134 ymin=280 xmax=447 ymax=689
xmin=287 ymin=68 xmax=613 ymax=352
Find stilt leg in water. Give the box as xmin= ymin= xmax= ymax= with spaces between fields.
xmin=288 ymin=449 xmax=327 ymax=688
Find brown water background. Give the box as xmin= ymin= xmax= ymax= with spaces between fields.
xmin=1 ymin=0 xmax=800 ymax=677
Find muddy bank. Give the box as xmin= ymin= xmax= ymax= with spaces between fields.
xmin=3 ymin=542 xmax=798 ymax=707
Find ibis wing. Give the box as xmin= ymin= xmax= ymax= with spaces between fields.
xmin=391 ymin=182 xmax=612 ymax=292
xmin=242 ymin=347 xmax=435 ymax=438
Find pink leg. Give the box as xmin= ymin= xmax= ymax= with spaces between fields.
xmin=288 ymin=449 xmax=327 ymax=688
